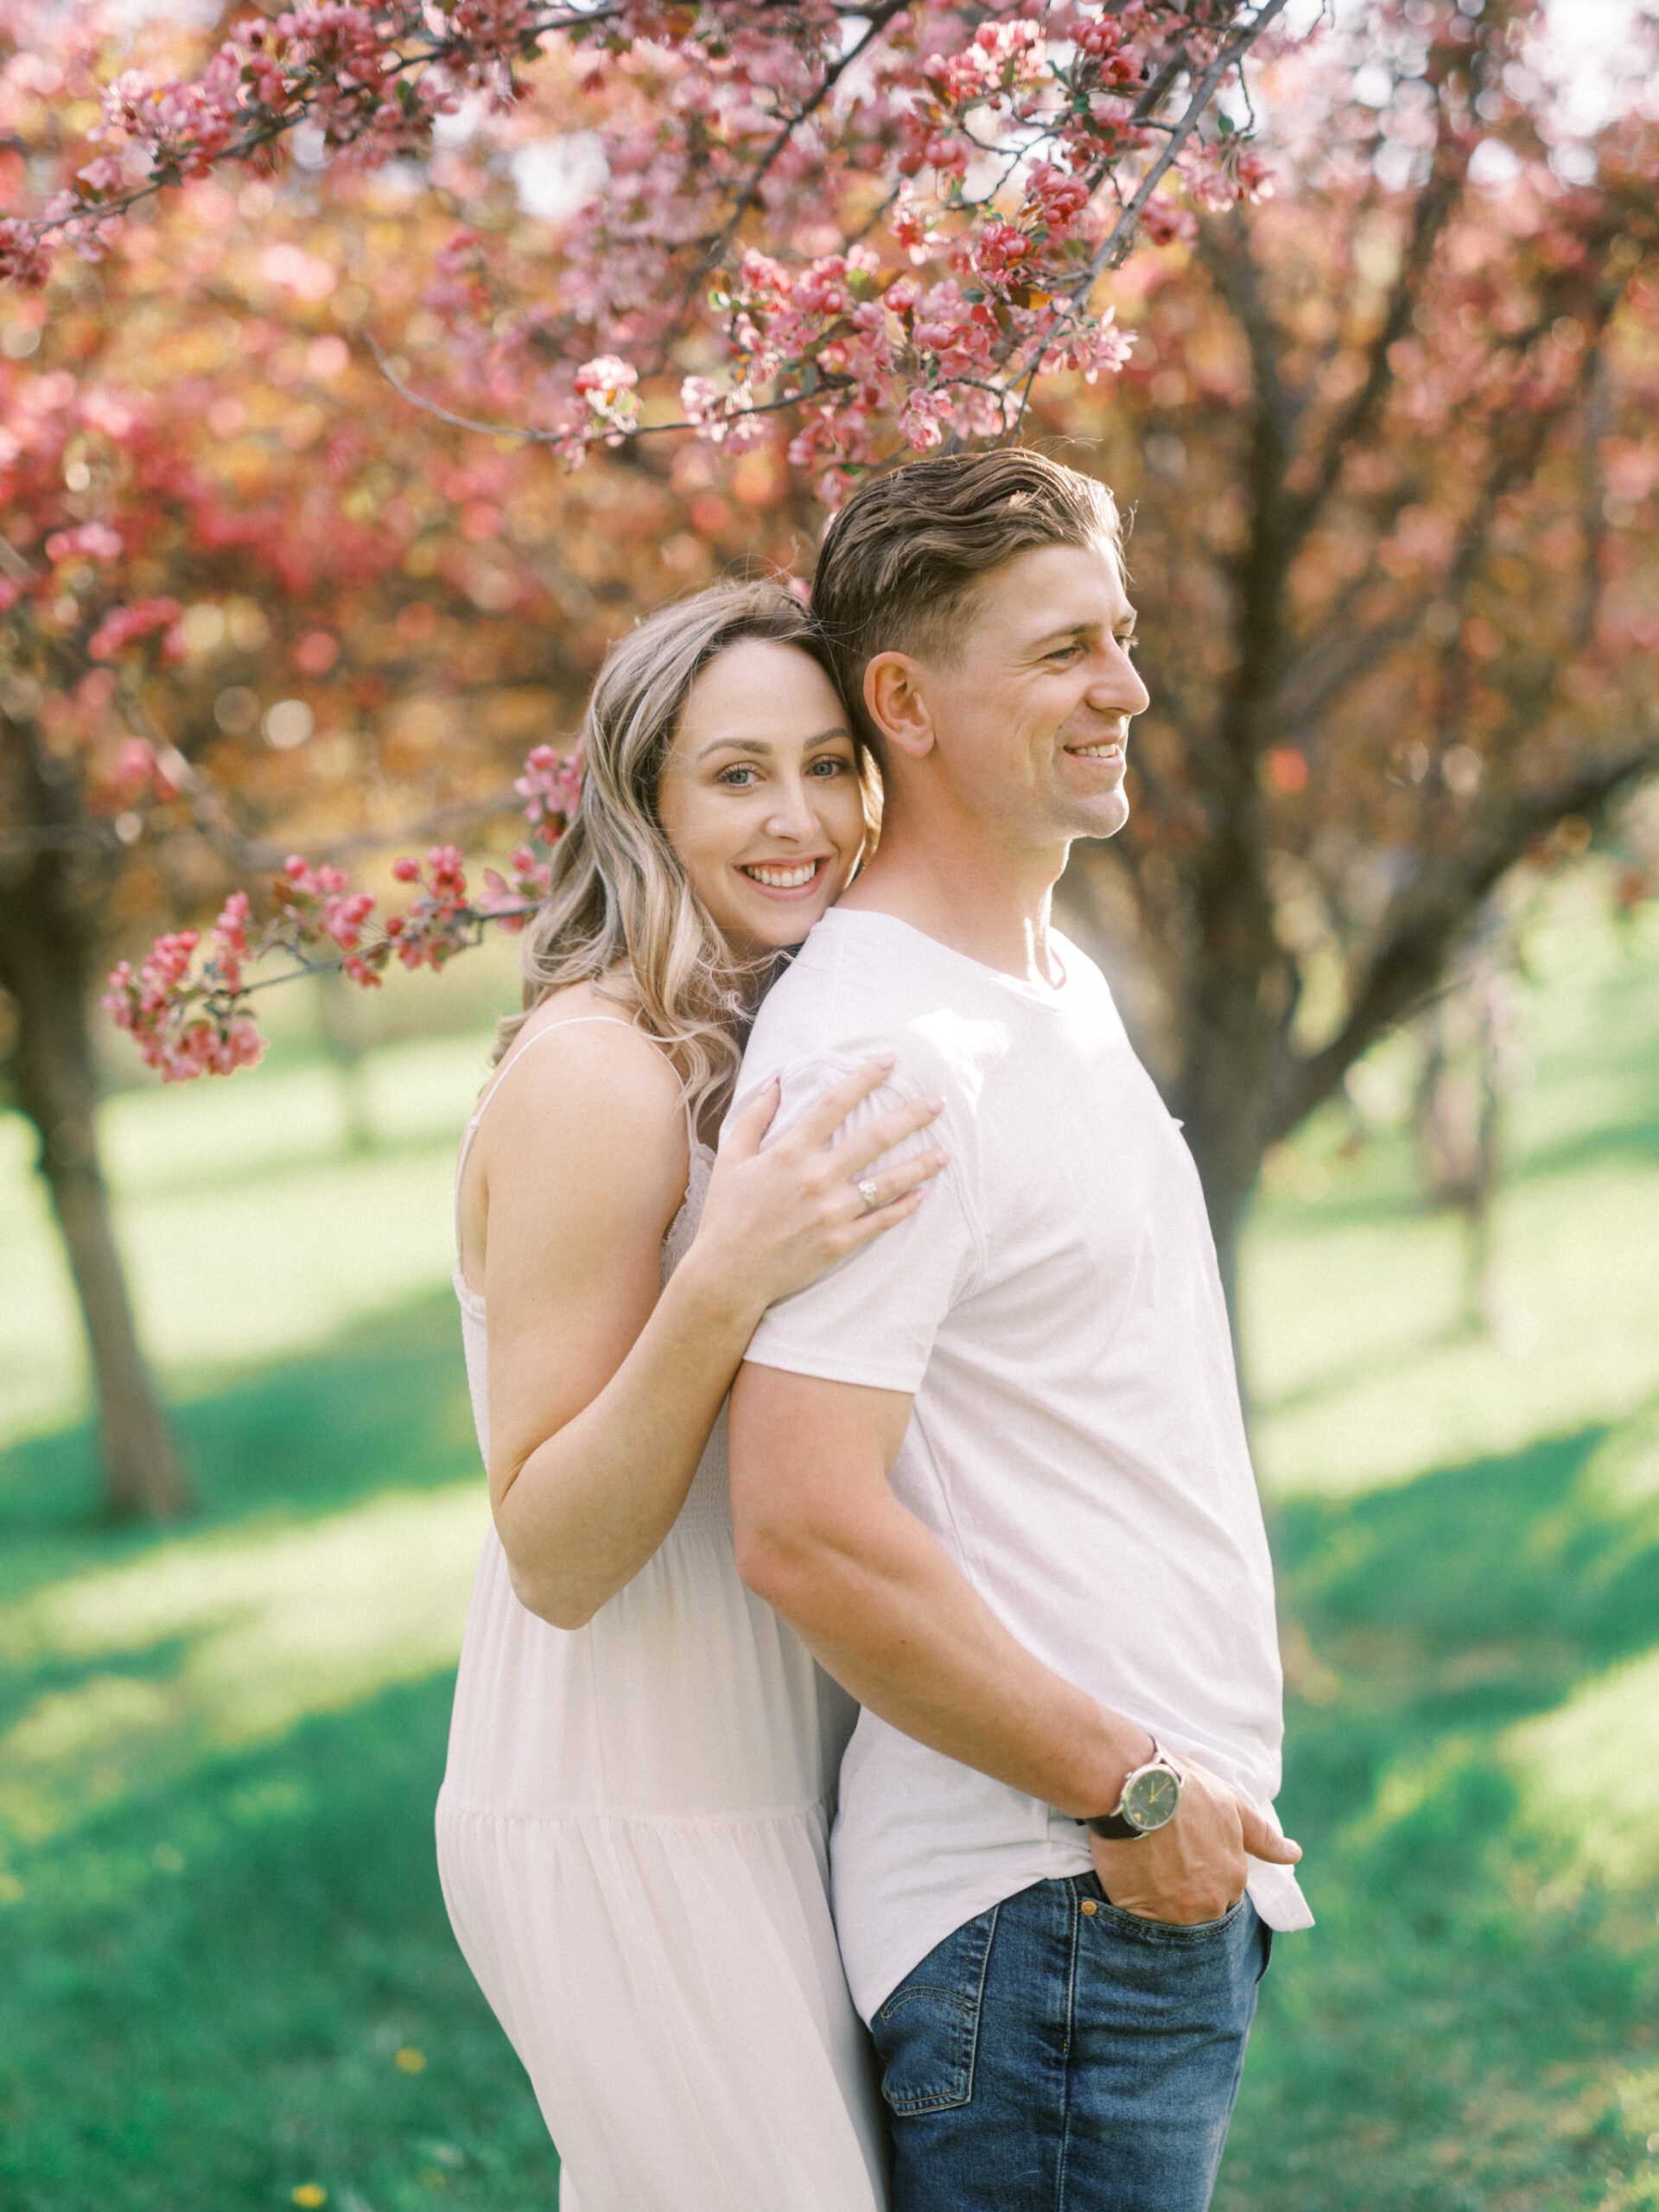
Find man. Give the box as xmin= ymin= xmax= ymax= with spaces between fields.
xmin=725 ymin=449 xmax=1313 ymax=2212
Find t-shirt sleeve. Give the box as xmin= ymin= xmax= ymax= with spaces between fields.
xmin=736 ymin=1052 xmax=981 ymax=1395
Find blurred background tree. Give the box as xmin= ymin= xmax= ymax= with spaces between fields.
xmin=2 ymin=0 xmax=1287 ymax=1516
xmin=0 ymin=171 xmax=821 ymax=1518
xmin=1043 ymin=0 xmax=1659 ymax=1304
xmin=1 ymin=0 xmax=1656 ymax=1507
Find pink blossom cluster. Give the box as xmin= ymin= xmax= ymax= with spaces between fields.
xmin=98 ymin=53 xmax=245 ymax=187
xmin=92 ymin=736 xmax=183 ymax=812
xmin=274 ymin=852 xmax=383 ymax=985
xmin=514 ymin=739 xmax=585 ymax=834
xmin=104 ymin=899 xmax=268 ymax=1082
xmin=0 ymin=219 xmax=51 ymax=288
xmin=45 ymin=521 xmax=124 ymax=563
xmin=573 ymin=355 xmax=641 ymax=439
xmin=87 ymin=598 xmax=185 ymax=663
xmin=103 ymin=722 xmax=587 ymax=1082
xmin=478 ymin=845 xmax=555 ymax=934
xmin=384 ymin=843 xmax=474 ymax=971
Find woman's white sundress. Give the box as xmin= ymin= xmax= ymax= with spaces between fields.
xmin=435 ymin=1019 xmax=890 ymax=2212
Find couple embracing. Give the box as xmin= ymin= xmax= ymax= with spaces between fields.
xmin=435 ymin=448 xmax=1312 ymax=2212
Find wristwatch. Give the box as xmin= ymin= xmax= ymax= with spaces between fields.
xmin=1083 ymin=1742 xmax=1183 ymax=1840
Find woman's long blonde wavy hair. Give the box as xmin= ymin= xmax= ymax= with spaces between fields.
xmin=495 ymin=580 xmax=876 ymax=1123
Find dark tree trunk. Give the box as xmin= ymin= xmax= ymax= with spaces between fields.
xmin=0 ymin=715 xmax=193 ymax=1522
xmin=1172 ymin=964 xmax=1274 ymax=1404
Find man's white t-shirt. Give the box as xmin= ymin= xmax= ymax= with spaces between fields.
xmin=734 ymin=907 xmax=1313 ymax=2024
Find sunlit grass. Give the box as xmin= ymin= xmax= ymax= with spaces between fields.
xmin=0 ymin=1481 xmax=487 ymax=1853
xmin=0 ymin=1676 xmax=560 ymax=2212
xmin=0 ymin=1316 xmax=546 ymax=2212
xmin=1245 ymin=878 xmax=1659 ymax=1496
xmin=1506 ymin=1644 xmax=1659 ymax=1897
xmin=0 ymin=1030 xmax=495 ymax=1451
xmin=1218 ymin=1396 xmax=1659 ymax=2212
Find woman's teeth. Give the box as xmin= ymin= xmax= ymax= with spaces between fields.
xmin=742 ymin=861 xmax=819 ymax=889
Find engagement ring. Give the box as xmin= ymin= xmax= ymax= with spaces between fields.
xmin=857 ymin=1180 xmax=881 ymax=1212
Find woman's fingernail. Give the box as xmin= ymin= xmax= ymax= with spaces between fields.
xmin=876 ymin=1051 xmax=897 ymax=1066
xmin=926 ymin=1095 xmax=945 ymax=1111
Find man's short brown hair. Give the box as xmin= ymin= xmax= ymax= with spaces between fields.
xmin=810 ymin=449 xmax=1123 ymax=745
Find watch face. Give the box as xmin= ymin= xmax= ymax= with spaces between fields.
xmin=1123 ymin=1766 xmax=1180 ymax=1833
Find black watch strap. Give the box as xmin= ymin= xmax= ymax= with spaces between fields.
xmin=1084 ymin=1809 xmax=1144 ymax=1841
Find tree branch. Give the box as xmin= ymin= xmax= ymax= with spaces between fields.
xmin=365 ymin=334 xmax=851 ymax=445
xmin=1281 ymin=149 xmax=1464 ymax=543
xmin=1272 ymin=741 xmax=1659 ymax=1138
xmin=697 ymin=0 xmax=914 ymax=278
xmin=1065 ymin=0 xmax=1292 ymax=295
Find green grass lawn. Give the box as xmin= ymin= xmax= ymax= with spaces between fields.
xmin=3 ymin=869 xmax=1658 ymax=2210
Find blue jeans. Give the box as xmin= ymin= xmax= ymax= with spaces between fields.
xmin=869 ymin=1873 xmax=1270 ymax=2212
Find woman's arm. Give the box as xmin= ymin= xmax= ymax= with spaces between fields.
xmin=472 ymin=1020 xmax=944 ymax=1628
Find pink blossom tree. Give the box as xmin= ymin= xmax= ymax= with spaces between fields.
xmin=5 ymin=0 xmax=1658 ymax=1522
xmin=1 ymin=0 xmax=1290 ymax=496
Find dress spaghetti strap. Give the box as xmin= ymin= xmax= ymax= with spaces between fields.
xmin=453 ymin=1015 xmax=652 ymax=1255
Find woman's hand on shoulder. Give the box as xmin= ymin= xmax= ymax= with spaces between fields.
xmin=686 ymin=1057 xmax=947 ymax=1324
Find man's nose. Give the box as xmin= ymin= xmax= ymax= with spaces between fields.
xmin=1089 ymin=647 xmax=1149 ymax=718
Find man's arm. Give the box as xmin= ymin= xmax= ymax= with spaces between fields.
xmin=728 ymin=1363 xmax=1301 ymax=1923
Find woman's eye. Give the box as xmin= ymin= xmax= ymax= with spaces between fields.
xmin=809 ymin=756 xmax=851 ymax=778
xmin=717 ymin=766 xmax=757 ymax=787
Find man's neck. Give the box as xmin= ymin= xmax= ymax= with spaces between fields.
xmin=838 ymin=798 xmax=1069 ymax=987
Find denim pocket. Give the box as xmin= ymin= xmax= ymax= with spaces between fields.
xmin=870 ymin=1904 xmax=999 ymax=2115
xmin=1085 ymin=1886 xmax=1249 ymax=1946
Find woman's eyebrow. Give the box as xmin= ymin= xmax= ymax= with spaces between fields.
xmin=691 ymin=736 xmax=772 ymax=763
xmin=691 ymin=726 xmax=851 ymax=763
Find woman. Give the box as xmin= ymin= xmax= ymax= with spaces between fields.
xmin=436 ymin=582 xmax=946 ymax=2211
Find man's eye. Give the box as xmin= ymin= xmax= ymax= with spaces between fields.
xmin=1119 ymin=635 xmax=1138 ymax=655
xmin=1048 ymin=645 xmax=1082 ymax=664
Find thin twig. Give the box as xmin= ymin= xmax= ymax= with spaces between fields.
xmin=1066 ymin=0 xmax=1291 ymax=294
xmin=365 ymin=333 xmax=851 ymax=445
xmin=699 ymin=0 xmax=913 ymax=277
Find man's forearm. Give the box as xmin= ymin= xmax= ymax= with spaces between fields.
xmin=730 ymin=1372 xmax=1151 ymax=1818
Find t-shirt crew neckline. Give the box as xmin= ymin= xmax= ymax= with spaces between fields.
xmin=817 ymin=906 xmax=1074 ymax=1007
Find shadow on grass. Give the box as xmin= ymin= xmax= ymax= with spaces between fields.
xmin=0 ymin=1675 xmax=557 ymax=2212
xmin=0 ymin=1303 xmax=539 ymax=2209
xmin=0 ymin=1290 xmax=478 ymax=1602
xmin=1222 ymin=1412 xmax=1659 ymax=2212
xmin=1277 ymin=1421 xmax=1659 ymax=1758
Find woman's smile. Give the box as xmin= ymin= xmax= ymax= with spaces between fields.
xmin=739 ymin=856 xmax=834 ymax=894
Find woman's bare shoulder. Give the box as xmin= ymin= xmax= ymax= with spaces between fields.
xmin=477 ymin=982 xmax=689 ymax=1208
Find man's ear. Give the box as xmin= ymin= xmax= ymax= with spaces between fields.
xmin=863 ymin=652 xmax=935 ymax=760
